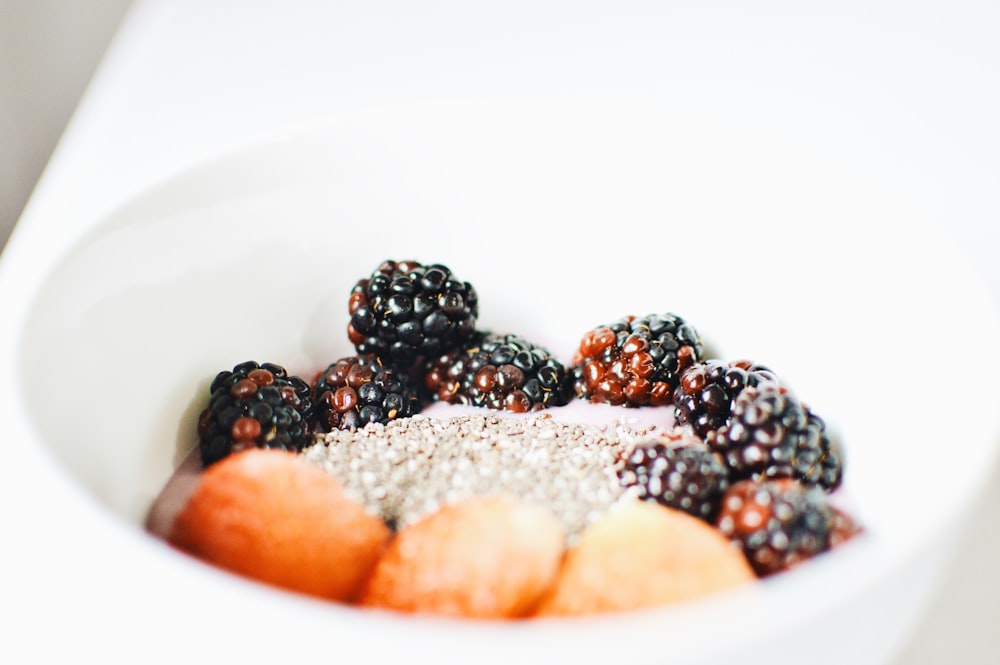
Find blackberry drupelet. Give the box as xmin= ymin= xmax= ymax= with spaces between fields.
xmin=197 ymin=361 xmax=315 ymax=466
xmin=347 ymin=260 xmax=479 ymax=366
xmin=618 ymin=430 xmax=731 ymax=522
xmin=423 ymin=332 xmax=570 ymax=412
xmin=570 ymin=313 xmax=703 ymax=407
xmin=673 ymin=359 xmax=780 ymax=440
xmin=716 ymin=478 xmax=859 ymax=577
xmin=313 ymin=354 xmax=423 ymax=431
xmin=707 ymin=384 xmax=843 ymax=491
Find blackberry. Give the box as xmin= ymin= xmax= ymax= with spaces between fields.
xmin=347 ymin=260 xmax=479 ymax=366
xmin=707 ymin=384 xmax=843 ymax=491
xmin=716 ymin=478 xmax=859 ymax=577
xmin=673 ymin=359 xmax=780 ymax=440
xmin=423 ymin=332 xmax=570 ymax=412
xmin=312 ymin=354 xmax=423 ymax=431
xmin=618 ymin=430 xmax=731 ymax=522
xmin=570 ymin=313 xmax=703 ymax=407
xmin=197 ymin=361 xmax=315 ymax=466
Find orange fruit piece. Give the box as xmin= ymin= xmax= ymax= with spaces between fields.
xmin=360 ymin=496 xmax=566 ymax=619
xmin=168 ymin=448 xmax=390 ymax=602
xmin=533 ymin=500 xmax=755 ymax=616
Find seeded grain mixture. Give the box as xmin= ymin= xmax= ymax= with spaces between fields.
xmin=301 ymin=412 xmax=659 ymax=538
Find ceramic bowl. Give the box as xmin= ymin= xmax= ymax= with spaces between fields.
xmin=4 ymin=100 xmax=999 ymax=664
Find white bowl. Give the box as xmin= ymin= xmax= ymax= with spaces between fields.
xmin=3 ymin=100 xmax=999 ymax=664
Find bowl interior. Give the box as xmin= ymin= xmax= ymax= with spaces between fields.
xmin=14 ymin=100 xmax=1000 ymax=659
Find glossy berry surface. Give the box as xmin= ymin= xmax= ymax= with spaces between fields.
xmin=716 ymin=478 xmax=859 ymax=576
xmin=618 ymin=431 xmax=731 ymax=522
xmin=197 ymin=361 xmax=315 ymax=466
xmin=673 ymin=359 xmax=780 ymax=440
xmin=570 ymin=313 xmax=703 ymax=407
xmin=707 ymin=383 xmax=843 ymax=491
xmin=313 ymin=354 xmax=423 ymax=431
xmin=423 ymin=332 xmax=570 ymax=412
xmin=347 ymin=260 xmax=478 ymax=366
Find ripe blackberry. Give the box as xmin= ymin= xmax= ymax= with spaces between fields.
xmin=618 ymin=430 xmax=731 ymax=522
xmin=707 ymin=384 xmax=843 ymax=491
xmin=347 ymin=260 xmax=479 ymax=366
xmin=313 ymin=354 xmax=423 ymax=431
xmin=570 ymin=313 xmax=703 ymax=407
xmin=423 ymin=332 xmax=570 ymax=412
xmin=197 ymin=361 xmax=315 ymax=466
xmin=716 ymin=478 xmax=859 ymax=577
xmin=673 ymin=359 xmax=780 ymax=439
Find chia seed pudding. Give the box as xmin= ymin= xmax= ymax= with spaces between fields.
xmin=301 ymin=411 xmax=661 ymax=539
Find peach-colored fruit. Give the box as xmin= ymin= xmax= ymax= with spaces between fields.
xmin=360 ymin=496 xmax=566 ymax=618
xmin=168 ymin=448 xmax=390 ymax=602
xmin=533 ymin=500 xmax=755 ymax=616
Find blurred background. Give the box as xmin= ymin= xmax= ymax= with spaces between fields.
xmin=0 ymin=0 xmax=132 ymax=246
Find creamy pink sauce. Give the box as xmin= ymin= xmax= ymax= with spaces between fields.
xmin=145 ymin=446 xmax=204 ymax=539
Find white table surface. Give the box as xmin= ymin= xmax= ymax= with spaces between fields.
xmin=11 ymin=1 xmax=1000 ymax=662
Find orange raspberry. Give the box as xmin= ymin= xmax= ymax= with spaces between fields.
xmin=533 ymin=500 xmax=754 ymax=616
xmin=168 ymin=448 xmax=390 ymax=602
xmin=360 ymin=496 xmax=565 ymax=618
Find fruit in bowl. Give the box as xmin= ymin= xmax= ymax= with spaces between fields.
xmin=153 ymin=259 xmax=861 ymax=618
xmin=10 ymin=101 xmax=1000 ymax=664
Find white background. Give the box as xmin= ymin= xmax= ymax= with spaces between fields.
xmin=2 ymin=1 xmax=998 ymax=662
